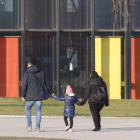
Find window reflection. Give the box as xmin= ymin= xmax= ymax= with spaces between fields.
xmin=25 ymin=32 xmax=52 ymax=82
xmin=0 ymin=0 xmax=19 ymax=29
xmin=67 ymin=0 xmax=78 ymax=12
xmin=26 ymin=0 xmax=56 ymax=29
xmin=60 ymin=32 xmax=90 ymax=97
xmin=4 ymin=0 xmax=13 ymax=12
xmin=132 ymin=0 xmax=140 ymax=29
xmin=95 ymin=0 xmax=124 ymax=29
xmin=60 ymin=0 xmax=91 ymax=29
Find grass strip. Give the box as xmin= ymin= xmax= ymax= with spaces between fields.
xmin=0 ymin=97 xmax=140 ymax=117
xmin=0 ymin=137 xmax=67 ymax=140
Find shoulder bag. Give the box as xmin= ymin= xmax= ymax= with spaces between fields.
xmin=89 ymin=82 xmax=106 ymax=101
xmin=33 ymin=73 xmax=48 ymax=100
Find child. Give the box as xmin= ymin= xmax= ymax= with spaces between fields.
xmin=51 ymin=85 xmax=84 ymax=132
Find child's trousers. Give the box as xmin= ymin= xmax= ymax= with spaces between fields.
xmin=64 ymin=116 xmax=73 ymax=128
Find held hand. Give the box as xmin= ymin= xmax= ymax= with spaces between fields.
xmin=22 ymin=97 xmax=25 ymax=102
xmin=51 ymin=93 xmax=55 ymax=97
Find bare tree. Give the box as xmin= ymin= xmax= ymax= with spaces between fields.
xmin=112 ymin=0 xmax=132 ymax=35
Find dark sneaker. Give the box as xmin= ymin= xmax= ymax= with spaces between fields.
xmin=24 ymin=126 xmax=32 ymax=131
xmin=92 ymin=128 xmax=100 ymax=132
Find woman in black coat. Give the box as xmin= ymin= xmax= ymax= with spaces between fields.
xmin=82 ymin=71 xmax=109 ymax=131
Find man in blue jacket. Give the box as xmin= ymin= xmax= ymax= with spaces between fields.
xmin=21 ymin=58 xmax=54 ymax=132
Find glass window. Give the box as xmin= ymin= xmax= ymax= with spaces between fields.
xmin=95 ymin=0 xmax=124 ymax=29
xmin=25 ymin=32 xmax=53 ymax=82
xmin=132 ymin=0 xmax=140 ymax=29
xmin=0 ymin=0 xmax=20 ymax=29
xmin=4 ymin=0 xmax=13 ymax=11
xmin=60 ymin=0 xmax=91 ymax=29
xmin=95 ymin=0 xmax=114 ymax=29
xmin=60 ymin=32 xmax=91 ymax=98
xmin=26 ymin=0 xmax=56 ymax=29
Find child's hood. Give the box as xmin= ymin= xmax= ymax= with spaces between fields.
xmin=68 ymin=93 xmax=75 ymax=96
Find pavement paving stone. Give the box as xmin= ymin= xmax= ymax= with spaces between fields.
xmin=0 ymin=117 xmax=140 ymax=140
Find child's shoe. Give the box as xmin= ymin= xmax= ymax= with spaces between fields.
xmin=65 ymin=126 xmax=70 ymax=131
xmin=67 ymin=128 xmax=73 ymax=132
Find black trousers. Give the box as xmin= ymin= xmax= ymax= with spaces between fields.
xmin=64 ymin=116 xmax=73 ymax=128
xmin=89 ymin=102 xmax=104 ymax=129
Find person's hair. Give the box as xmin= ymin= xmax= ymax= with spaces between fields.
xmin=89 ymin=71 xmax=99 ymax=80
xmin=28 ymin=58 xmax=37 ymax=66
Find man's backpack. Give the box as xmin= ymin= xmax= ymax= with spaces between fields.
xmin=89 ymin=82 xmax=107 ymax=101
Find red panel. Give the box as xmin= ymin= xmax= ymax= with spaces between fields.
xmin=6 ymin=38 xmax=19 ymax=97
xmin=0 ymin=38 xmax=6 ymax=97
xmin=131 ymin=38 xmax=140 ymax=99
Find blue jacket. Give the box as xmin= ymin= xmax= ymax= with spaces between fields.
xmin=53 ymin=94 xmax=83 ymax=117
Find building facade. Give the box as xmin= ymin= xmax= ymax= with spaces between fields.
xmin=0 ymin=0 xmax=139 ymax=99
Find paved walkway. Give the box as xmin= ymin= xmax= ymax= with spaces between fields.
xmin=0 ymin=116 xmax=140 ymax=140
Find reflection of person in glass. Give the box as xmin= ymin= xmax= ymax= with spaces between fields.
xmin=73 ymin=66 xmax=87 ymax=97
xmin=61 ymin=65 xmax=69 ymax=78
xmin=74 ymin=70 xmax=86 ymax=88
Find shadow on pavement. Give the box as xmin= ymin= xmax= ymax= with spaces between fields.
xmin=101 ymin=127 xmax=140 ymax=132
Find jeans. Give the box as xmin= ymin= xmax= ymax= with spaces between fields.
xmin=25 ymin=101 xmax=42 ymax=128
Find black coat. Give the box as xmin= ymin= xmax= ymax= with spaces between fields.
xmin=21 ymin=65 xmax=53 ymax=101
xmin=82 ymin=77 xmax=109 ymax=106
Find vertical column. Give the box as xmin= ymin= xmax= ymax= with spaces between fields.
xmin=6 ymin=38 xmax=19 ymax=97
xmin=95 ymin=38 xmax=110 ymax=98
xmin=86 ymin=33 xmax=91 ymax=81
xmin=91 ymin=0 xmax=95 ymax=71
xmin=101 ymin=38 xmax=110 ymax=98
xmin=21 ymin=0 xmax=26 ymax=75
xmin=95 ymin=38 xmax=102 ymax=76
xmin=56 ymin=0 xmax=60 ymax=95
xmin=95 ymin=38 xmax=121 ymax=99
xmin=131 ymin=38 xmax=140 ymax=99
xmin=124 ymin=0 xmax=131 ymax=99
xmin=109 ymin=38 xmax=121 ymax=99
xmin=0 ymin=38 xmax=6 ymax=97
xmin=128 ymin=0 xmax=132 ymax=99
xmin=131 ymin=38 xmax=135 ymax=99
xmin=0 ymin=38 xmax=19 ymax=97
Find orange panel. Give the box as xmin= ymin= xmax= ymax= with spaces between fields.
xmin=0 ymin=38 xmax=6 ymax=97
xmin=6 ymin=38 xmax=19 ymax=97
xmin=131 ymin=38 xmax=140 ymax=99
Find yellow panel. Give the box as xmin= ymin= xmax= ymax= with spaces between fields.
xmin=95 ymin=38 xmax=102 ymax=76
xmin=95 ymin=38 xmax=110 ymax=98
xmin=109 ymin=38 xmax=121 ymax=99
xmin=95 ymin=37 xmax=121 ymax=99
xmin=101 ymin=38 xmax=110 ymax=98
